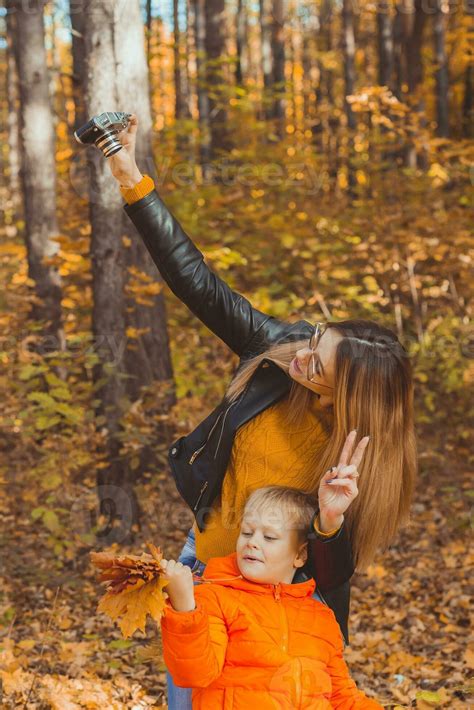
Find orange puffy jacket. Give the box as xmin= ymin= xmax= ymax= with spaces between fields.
xmin=161 ymin=553 xmax=382 ymax=709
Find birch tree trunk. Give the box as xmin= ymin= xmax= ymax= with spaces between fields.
xmin=82 ymin=0 xmax=176 ymax=542
xmin=13 ymin=0 xmax=63 ymax=345
xmin=114 ymin=0 xmax=175 ymax=404
xmin=82 ymin=0 xmax=135 ymax=545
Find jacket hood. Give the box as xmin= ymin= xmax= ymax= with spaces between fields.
xmin=200 ymin=552 xmax=316 ymax=599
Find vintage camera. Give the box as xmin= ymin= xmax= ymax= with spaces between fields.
xmin=74 ymin=111 xmax=132 ymax=157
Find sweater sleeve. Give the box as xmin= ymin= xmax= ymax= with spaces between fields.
xmin=120 ymin=174 xmax=155 ymax=204
xmin=160 ymin=591 xmax=228 ymax=688
xmin=327 ymin=641 xmax=383 ymax=710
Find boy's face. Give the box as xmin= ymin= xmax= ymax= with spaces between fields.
xmin=236 ymin=504 xmax=308 ymax=585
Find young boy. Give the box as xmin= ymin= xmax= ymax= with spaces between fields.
xmin=160 ymin=486 xmax=382 ymax=709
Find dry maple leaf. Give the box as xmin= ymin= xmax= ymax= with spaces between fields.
xmin=90 ymin=542 xmax=169 ymax=638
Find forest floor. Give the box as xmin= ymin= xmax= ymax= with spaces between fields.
xmin=0 ymin=422 xmax=472 ymax=709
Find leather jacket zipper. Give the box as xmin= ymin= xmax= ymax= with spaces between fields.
xmin=213 ymin=400 xmax=238 ymax=460
xmin=193 ymin=481 xmax=208 ymax=511
xmin=191 ymin=371 xmax=253 ymax=466
xmin=188 ymin=410 xmax=224 ymax=464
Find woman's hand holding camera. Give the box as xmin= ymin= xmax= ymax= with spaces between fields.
xmin=108 ymin=113 xmax=143 ymax=188
xmin=318 ymin=430 xmax=369 ymax=532
xmin=161 ymin=558 xmax=196 ymax=613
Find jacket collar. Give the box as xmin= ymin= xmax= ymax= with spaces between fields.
xmin=200 ymin=552 xmax=316 ymax=599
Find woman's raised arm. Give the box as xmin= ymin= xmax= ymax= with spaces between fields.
xmin=108 ymin=115 xmax=287 ymax=357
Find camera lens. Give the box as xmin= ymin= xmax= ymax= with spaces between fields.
xmin=95 ymin=131 xmax=122 ymax=158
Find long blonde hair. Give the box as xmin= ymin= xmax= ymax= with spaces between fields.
xmin=225 ymin=319 xmax=417 ymax=571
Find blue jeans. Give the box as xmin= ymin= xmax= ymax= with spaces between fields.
xmin=165 ymin=528 xmax=327 ymax=709
xmin=166 ymin=527 xmax=206 ymax=710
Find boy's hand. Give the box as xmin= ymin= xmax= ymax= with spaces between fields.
xmin=108 ymin=113 xmax=143 ymax=187
xmin=161 ymin=559 xmax=196 ymax=612
xmin=318 ymin=430 xmax=370 ymax=532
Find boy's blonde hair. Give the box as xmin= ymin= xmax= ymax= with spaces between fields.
xmin=243 ymin=486 xmax=317 ymax=544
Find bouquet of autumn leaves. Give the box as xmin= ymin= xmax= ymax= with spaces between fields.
xmin=90 ymin=543 xmax=171 ymax=638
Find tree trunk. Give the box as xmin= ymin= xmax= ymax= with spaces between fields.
xmin=235 ymin=0 xmax=246 ymax=86
xmin=81 ymin=0 xmax=146 ymax=545
xmin=342 ymin=0 xmax=356 ymax=130
xmin=392 ymin=4 xmax=404 ymax=100
xmin=462 ymin=63 xmax=473 ymax=138
xmin=204 ymin=0 xmax=230 ymax=156
xmin=302 ymin=16 xmax=316 ymax=126
xmin=259 ymin=0 xmax=273 ymax=119
xmin=174 ymin=0 xmax=191 ymax=120
xmin=377 ymin=0 xmax=394 ymax=90
xmin=5 ymin=2 xmax=21 ymax=199
xmin=184 ymin=0 xmax=193 ymax=112
xmin=192 ymin=0 xmax=211 ymax=167
xmin=434 ymin=0 xmax=449 ymax=137
xmin=80 ymin=0 xmax=172 ymax=544
xmin=114 ymin=0 xmax=176 ymax=405
xmin=146 ymin=0 xmax=152 ymax=62
xmin=69 ymin=0 xmax=87 ymax=128
xmin=403 ymin=0 xmax=428 ymax=167
xmin=271 ymin=0 xmax=285 ymax=128
xmin=13 ymin=0 xmax=63 ymax=346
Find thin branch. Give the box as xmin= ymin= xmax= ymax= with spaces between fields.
xmin=23 ymin=586 xmax=61 ymax=708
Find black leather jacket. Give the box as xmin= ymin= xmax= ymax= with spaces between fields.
xmin=124 ymin=190 xmax=354 ymax=641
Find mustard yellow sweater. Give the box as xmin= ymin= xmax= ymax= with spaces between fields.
xmin=121 ymin=176 xmax=337 ymax=562
xmin=193 ymin=394 xmax=332 ymax=562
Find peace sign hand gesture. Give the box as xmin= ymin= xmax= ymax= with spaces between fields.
xmin=317 ymin=430 xmax=370 ymax=533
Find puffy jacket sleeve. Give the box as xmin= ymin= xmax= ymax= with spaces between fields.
xmin=327 ymin=637 xmax=383 ymax=710
xmin=160 ymin=590 xmax=228 ymax=688
xmin=124 ymin=190 xmax=288 ymax=357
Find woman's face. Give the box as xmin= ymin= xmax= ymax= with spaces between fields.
xmin=288 ymin=328 xmax=342 ymax=408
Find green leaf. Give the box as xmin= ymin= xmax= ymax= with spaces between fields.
xmin=49 ymin=387 xmax=72 ymax=401
xmin=19 ymin=365 xmax=45 ymax=381
xmin=27 ymin=392 xmax=56 ymax=408
xmin=54 ymin=402 xmax=83 ymax=423
xmin=31 ymin=507 xmax=46 ymax=521
xmin=35 ymin=416 xmax=61 ymax=431
xmin=108 ymin=639 xmax=133 ymax=650
xmin=415 ymin=689 xmax=445 ymax=705
xmin=42 ymin=510 xmax=61 ymax=534
xmin=45 ymin=373 xmax=67 ymax=388
xmin=42 ymin=471 xmax=62 ymax=491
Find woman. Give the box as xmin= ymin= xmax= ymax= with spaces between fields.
xmin=107 ymin=115 xmax=417 ymax=708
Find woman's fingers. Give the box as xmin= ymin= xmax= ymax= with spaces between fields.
xmin=128 ymin=113 xmax=138 ymax=133
xmin=327 ymin=465 xmax=359 ymax=483
xmin=349 ymin=436 xmax=370 ymax=468
xmin=338 ymin=430 xmax=358 ymax=467
xmin=321 ymin=466 xmax=339 ymax=484
xmin=326 ymin=478 xmax=359 ymax=497
xmin=338 ymin=431 xmax=370 ymax=469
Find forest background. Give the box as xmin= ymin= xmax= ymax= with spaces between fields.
xmin=0 ymin=0 xmax=472 ymax=707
